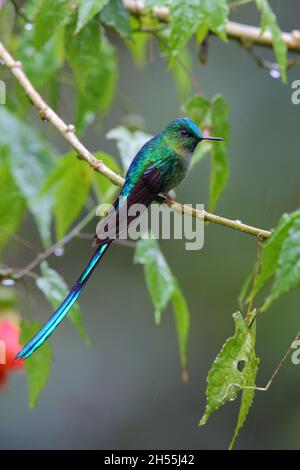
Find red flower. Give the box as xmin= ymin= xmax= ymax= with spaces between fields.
xmin=0 ymin=317 xmax=24 ymax=387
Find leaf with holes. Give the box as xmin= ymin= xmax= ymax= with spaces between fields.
xmin=229 ymin=317 xmax=259 ymax=449
xmin=200 ymin=312 xmax=258 ymax=426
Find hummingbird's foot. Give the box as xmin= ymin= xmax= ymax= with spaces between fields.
xmin=160 ymin=192 xmax=174 ymax=205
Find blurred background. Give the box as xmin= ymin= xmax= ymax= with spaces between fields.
xmin=1 ymin=0 xmax=300 ymax=450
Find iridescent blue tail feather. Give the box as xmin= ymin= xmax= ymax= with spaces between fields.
xmin=16 ymin=243 xmax=110 ymax=360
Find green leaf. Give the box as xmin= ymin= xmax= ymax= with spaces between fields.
xmin=134 ymin=238 xmax=174 ymax=324
xmin=182 ymin=94 xmax=211 ymax=166
xmin=93 ymin=151 xmax=121 ymax=203
xmin=100 ymin=0 xmax=131 ymax=38
xmin=107 ymin=126 xmax=151 ymax=171
xmin=76 ymin=0 xmax=109 ymax=33
xmin=0 ymin=108 xmax=55 ymax=247
xmin=183 ymin=94 xmax=210 ymax=127
xmin=171 ymin=47 xmax=192 ymax=102
xmin=0 ymin=154 xmax=25 ymax=255
xmin=34 ymin=0 xmax=72 ymax=49
xmin=204 ymin=0 xmax=229 ymax=41
xmin=248 ymin=210 xmax=300 ymax=302
xmin=0 ymin=1 xmax=15 ymax=44
xmin=169 ymin=0 xmax=228 ymax=59
xmin=36 ymin=261 xmax=90 ymax=346
xmin=17 ymin=29 xmax=60 ymax=91
xmin=172 ymin=282 xmax=190 ymax=370
xmin=24 ymin=0 xmax=44 ymax=17
xmin=255 ymin=0 xmax=287 ymax=82
xmin=229 ymin=325 xmax=259 ymax=449
xmin=169 ymin=0 xmax=203 ymax=59
xmin=200 ymin=312 xmax=259 ymax=428
xmin=46 ymin=151 xmax=93 ymax=240
xmin=75 ymin=34 xmax=117 ymax=130
xmin=263 ymin=217 xmax=300 ymax=310
xmin=65 ymin=16 xmax=102 ymax=91
xmin=134 ymin=237 xmax=190 ymax=370
xmin=209 ymin=94 xmax=230 ymax=211
xmin=20 ymin=320 xmax=53 ymax=408
xmin=196 ymin=21 xmax=209 ymax=45
xmin=125 ymin=30 xmax=149 ymax=67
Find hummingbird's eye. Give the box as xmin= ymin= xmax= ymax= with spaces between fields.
xmin=180 ymin=129 xmax=188 ymax=136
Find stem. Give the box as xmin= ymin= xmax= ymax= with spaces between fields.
xmin=0 ymin=41 xmax=272 ymax=241
xmin=13 ymin=208 xmax=96 ymax=280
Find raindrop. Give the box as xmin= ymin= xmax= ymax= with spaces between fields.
xmin=2 ymin=279 xmax=15 ymax=286
xmin=54 ymin=246 xmax=64 ymax=257
xmin=25 ymin=23 xmax=33 ymax=31
xmin=270 ymin=68 xmax=281 ymax=79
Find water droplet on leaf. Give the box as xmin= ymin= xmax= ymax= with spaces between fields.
xmin=270 ymin=69 xmax=281 ymax=79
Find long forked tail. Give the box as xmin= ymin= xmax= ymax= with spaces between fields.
xmin=16 ymin=242 xmax=110 ymax=360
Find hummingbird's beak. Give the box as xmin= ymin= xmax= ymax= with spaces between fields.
xmin=202 ymin=136 xmax=223 ymax=141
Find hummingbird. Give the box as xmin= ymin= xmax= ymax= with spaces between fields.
xmin=16 ymin=117 xmax=222 ymax=360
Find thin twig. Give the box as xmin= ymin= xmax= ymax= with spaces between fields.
xmin=77 ymin=232 xmax=137 ymax=248
xmin=13 ymin=208 xmax=96 ymax=280
xmin=0 ymin=226 xmax=38 ymax=254
xmin=10 ymin=0 xmax=31 ymax=23
xmin=176 ymin=57 xmax=204 ymax=95
xmin=0 ymin=41 xmax=272 ymax=241
xmin=245 ymin=241 xmax=263 ymax=322
xmin=231 ymin=329 xmax=300 ymax=393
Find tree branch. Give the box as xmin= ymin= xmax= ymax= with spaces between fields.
xmin=0 ymin=41 xmax=271 ymax=241
xmin=123 ymin=0 xmax=300 ymax=52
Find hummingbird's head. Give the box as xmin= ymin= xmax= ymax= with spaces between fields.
xmin=162 ymin=117 xmax=223 ymax=155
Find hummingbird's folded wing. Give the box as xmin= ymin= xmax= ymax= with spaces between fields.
xmin=93 ymin=164 xmax=163 ymax=246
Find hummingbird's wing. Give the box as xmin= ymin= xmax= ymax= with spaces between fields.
xmin=93 ymin=164 xmax=164 ymax=246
